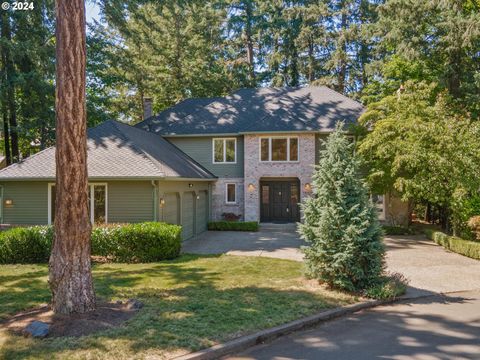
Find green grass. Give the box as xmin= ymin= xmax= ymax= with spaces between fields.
xmin=0 ymin=255 xmax=355 ymax=359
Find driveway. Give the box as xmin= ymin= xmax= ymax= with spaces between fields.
xmin=182 ymin=224 xmax=305 ymax=261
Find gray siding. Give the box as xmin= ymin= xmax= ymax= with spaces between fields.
xmin=1 ymin=181 xmax=48 ymax=225
xmin=167 ymin=136 xmax=244 ymax=178
xmin=108 ymin=181 xmax=154 ymax=223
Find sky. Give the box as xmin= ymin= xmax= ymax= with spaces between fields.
xmin=85 ymin=1 xmax=101 ymax=25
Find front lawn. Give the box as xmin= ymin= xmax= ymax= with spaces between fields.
xmin=0 ymin=255 xmax=356 ymax=359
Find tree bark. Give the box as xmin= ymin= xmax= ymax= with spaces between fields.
xmin=49 ymin=0 xmax=96 ymax=315
xmin=1 ymin=12 xmax=13 ymax=165
xmin=244 ymin=0 xmax=256 ymax=85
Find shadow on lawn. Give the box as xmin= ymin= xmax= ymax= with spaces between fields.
xmin=0 ymin=254 xmax=348 ymax=359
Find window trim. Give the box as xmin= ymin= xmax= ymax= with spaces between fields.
xmin=48 ymin=182 xmax=108 ymax=225
xmin=225 ymin=183 xmax=237 ymax=204
xmin=259 ymin=136 xmax=299 ymax=163
xmin=212 ymin=138 xmax=237 ymax=164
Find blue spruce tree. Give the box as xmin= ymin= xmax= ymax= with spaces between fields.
xmin=299 ymin=124 xmax=384 ymax=291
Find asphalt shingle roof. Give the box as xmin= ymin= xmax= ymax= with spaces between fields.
xmin=0 ymin=120 xmax=216 ymax=180
xmin=136 ymin=86 xmax=364 ymax=135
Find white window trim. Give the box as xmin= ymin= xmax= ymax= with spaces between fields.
xmin=259 ymin=136 xmax=299 ymax=163
xmin=48 ymin=183 xmax=108 ymax=225
xmin=212 ymin=138 xmax=237 ymax=164
xmin=225 ymin=183 xmax=237 ymax=204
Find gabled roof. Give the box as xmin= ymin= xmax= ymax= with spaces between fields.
xmin=135 ymin=86 xmax=364 ymax=136
xmin=0 ymin=120 xmax=216 ymax=180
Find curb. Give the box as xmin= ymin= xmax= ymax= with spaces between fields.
xmin=173 ymin=298 xmax=394 ymax=360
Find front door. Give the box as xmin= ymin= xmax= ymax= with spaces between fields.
xmin=260 ymin=180 xmax=300 ymax=223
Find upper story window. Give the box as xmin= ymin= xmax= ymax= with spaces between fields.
xmin=213 ymin=138 xmax=236 ymax=163
xmin=260 ymin=137 xmax=299 ymax=162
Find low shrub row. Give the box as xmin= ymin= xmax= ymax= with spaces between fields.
xmin=424 ymin=229 xmax=480 ymax=260
xmin=208 ymin=221 xmax=259 ymax=232
xmin=0 ymin=222 xmax=182 ymax=264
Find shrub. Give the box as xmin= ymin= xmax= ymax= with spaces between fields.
xmin=299 ymin=124 xmax=385 ymax=292
xmin=0 ymin=226 xmax=53 ymax=264
xmin=208 ymin=221 xmax=259 ymax=231
xmin=382 ymin=225 xmax=414 ymax=236
xmin=91 ymin=222 xmax=182 ymax=262
xmin=467 ymin=216 xmax=480 ymax=241
xmin=221 ymin=213 xmax=242 ymax=221
xmin=364 ymin=273 xmax=408 ymax=300
xmin=0 ymin=222 xmax=182 ymax=264
xmin=424 ymin=229 xmax=480 ymax=260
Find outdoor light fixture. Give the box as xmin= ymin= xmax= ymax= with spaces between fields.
xmin=248 ymin=183 xmax=255 ymax=192
xmin=196 ymin=195 xmax=200 ymax=200
xmin=160 ymin=198 xmax=165 ymax=207
xmin=4 ymin=199 xmax=13 ymax=206
xmin=304 ymin=183 xmax=312 ymax=192
xmin=188 ymin=183 xmax=193 ymax=188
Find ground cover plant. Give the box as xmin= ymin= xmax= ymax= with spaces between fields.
xmin=0 ymin=255 xmax=356 ymax=359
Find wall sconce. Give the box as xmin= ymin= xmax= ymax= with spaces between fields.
xmin=196 ymin=195 xmax=200 ymax=200
xmin=4 ymin=199 xmax=13 ymax=206
xmin=160 ymin=198 xmax=165 ymax=207
xmin=188 ymin=183 xmax=193 ymax=188
xmin=304 ymin=183 xmax=312 ymax=192
xmin=248 ymin=183 xmax=255 ymax=192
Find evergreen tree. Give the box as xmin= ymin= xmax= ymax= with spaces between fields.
xmin=299 ymin=124 xmax=384 ymax=291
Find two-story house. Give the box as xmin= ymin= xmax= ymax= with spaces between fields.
xmin=0 ymin=86 xmax=409 ymax=239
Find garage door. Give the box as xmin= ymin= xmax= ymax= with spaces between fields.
xmin=163 ymin=193 xmax=180 ymax=225
xmin=196 ymin=191 xmax=208 ymax=235
xmin=182 ymin=192 xmax=195 ymax=240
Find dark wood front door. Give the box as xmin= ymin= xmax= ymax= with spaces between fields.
xmin=260 ymin=180 xmax=300 ymax=223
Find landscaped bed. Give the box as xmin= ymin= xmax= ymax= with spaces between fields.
xmin=0 ymin=255 xmax=356 ymax=359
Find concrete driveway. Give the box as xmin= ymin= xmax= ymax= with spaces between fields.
xmin=384 ymin=235 xmax=480 ymax=295
xmin=182 ymin=224 xmax=306 ymax=261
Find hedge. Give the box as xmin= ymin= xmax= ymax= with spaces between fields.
xmin=0 ymin=222 xmax=182 ymax=264
xmin=208 ymin=221 xmax=259 ymax=232
xmin=424 ymin=229 xmax=480 ymax=260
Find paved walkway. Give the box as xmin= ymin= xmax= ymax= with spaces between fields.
xmin=227 ymin=290 xmax=480 ymax=360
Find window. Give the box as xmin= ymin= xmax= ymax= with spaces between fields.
xmin=226 ymin=183 xmax=236 ymax=204
xmin=48 ymin=183 xmax=107 ymax=225
xmin=260 ymin=137 xmax=299 ymax=162
xmin=213 ymin=138 xmax=236 ymax=163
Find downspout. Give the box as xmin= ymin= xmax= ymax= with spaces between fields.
xmin=151 ymin=180 xmax=158 ymax=222
xmin=0 ymin=185 xmax=3 ymax=224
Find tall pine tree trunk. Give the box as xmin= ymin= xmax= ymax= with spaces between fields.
xmin=1 ymin=12 xmax=15 ymax=164
xmin=245 ymin=0 xmax=255 ymax=85
xmin=49 ymin=0 xmax=95 ymax=315
xmin=337 ymin=12 xmax=347 ymax=94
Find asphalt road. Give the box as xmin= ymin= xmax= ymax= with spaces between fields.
xmin=227 ymin=290 xmax=480 ymax=360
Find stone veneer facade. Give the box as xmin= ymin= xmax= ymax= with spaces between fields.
xmin=243 ymin=133 xmax=316 ymax=222
xmin=211 ymin=177 xmax=245 ymax=221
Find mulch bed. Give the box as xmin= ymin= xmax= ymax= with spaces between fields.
xmin=2 ymin=301 xmax=139 ymax=338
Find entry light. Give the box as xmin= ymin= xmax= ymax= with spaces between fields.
xmin=196 ymin=195 xmax=200 ymax=200
xmin=188 ymin=183 xmax=193 ymax=188
xmin=4 ymin=199 xmax=13 ymax=206
xmin=304 ymin=183 xmax=312 ymax=192
xmin=160 ymin=198 xmax=165 ymax=207
xmin=248 ymin=183 xmax=255 ymax=192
